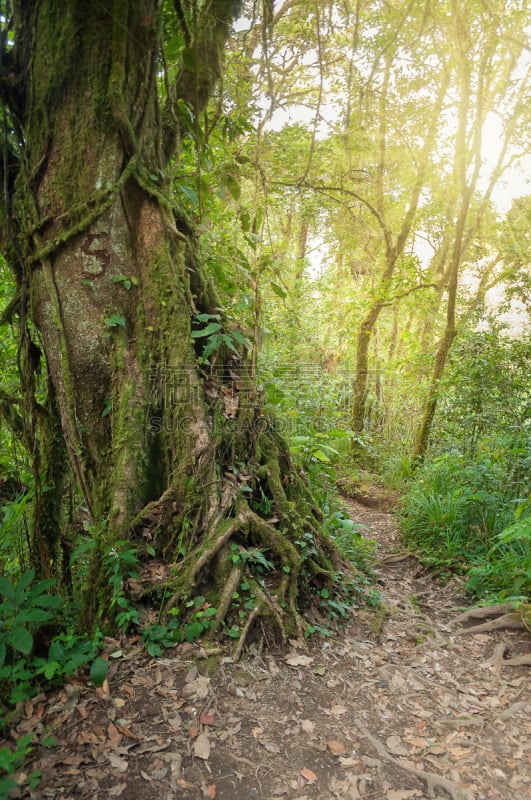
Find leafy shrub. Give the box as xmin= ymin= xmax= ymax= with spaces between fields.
xmin=0 ymin=571 xmax=106 ymax=726
xmin=401 ymin=443 xmax=530 ymax=600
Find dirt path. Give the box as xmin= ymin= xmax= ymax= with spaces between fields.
xmin=4 ymin=502 xmax=530 ymax=800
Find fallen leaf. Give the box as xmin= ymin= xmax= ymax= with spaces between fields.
xmin=327 ymin=739 xmax=347 ymax=756
xmin=194 ymin=733 xmax=211 ymax=760
xmin=385 ymin=735 xmax=408 ymax=756
xmin=260 ymin=739 xmax=281 ymax=754
xmin=108 ymin=722 xmax=121 ymax=749
xmin=300 ymin=768 xmax=318 ymax=784
xmin=200 ymin=711 xmax=215 ymax=726
xmin=205 ymin=785 xmax=216 ymax=799
xmin=301 ymin=719 xmax=315 ymax=735
xmin=338 ymin=756 xmax=359 ymax=767
xmin=405 ymin=737 xmax=430 ymax=749
xmin=185 ymin=666 xmax=199 ymax=683
xmin=117 ymin=724 xmax=140 ymax=740
xmin=285 ymin=654 xmax=314 ymax=667
xmin=96 ymin=678 xmax=111 ymax=700
xmin=166 ymin=751 xmax=183 ymax=776
xmin=108 ymin=783 xmax=127 ymax=796
xmin=329 ymin=703 xmax=348 ymax=716
xmin=166 ymin=713 xmax=183 ymax=731
xmin=107 ymin=753 xmax=128 ymax=773
xmin=183 ymin=676 xmax=211 ymax=699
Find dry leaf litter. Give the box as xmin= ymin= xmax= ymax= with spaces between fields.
xmin=2 ymin=500 xmax=529 ymax=800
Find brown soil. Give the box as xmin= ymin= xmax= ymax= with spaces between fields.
xmin=3 ymin=500 xmax=530 ymax=800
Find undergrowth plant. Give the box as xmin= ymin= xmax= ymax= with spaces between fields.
xmin=401 ymin=438 xmax=530 ymax=600
xmin=400 ymin=323 xmax=530 ymax=602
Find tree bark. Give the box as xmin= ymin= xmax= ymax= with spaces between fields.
xmin=2 ymin=0 xmax=343 ymax=642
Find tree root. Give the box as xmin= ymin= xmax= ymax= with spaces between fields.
xmin=353 ymin=718 xmax=473 ymax=800
xmin=483 ymin=642 xmax=531 ymax=672
xmin=501 ymin=653 xmax=531 ymax=666
xmin=377 ymin=552 xmax=413 ymax=564
xmin=121 ymin=419 xmax=351 ymax=653
xmin=158 ymin=494 xmax=342 ymax=651
xmin=453 ymin=603 xmax=518 ymax=624
xmin=455 ymin=613 xmax=525 ymax=635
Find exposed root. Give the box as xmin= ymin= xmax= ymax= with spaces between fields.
xmin=211 ymin=563 xmax=243 ymax=635
xmin=455 ymin=613 xmax=525 ymax=635
xmin=157 ymin=492 xmax=345 ymax=651
xmin=482 ymin=642 xmax=509 ymax=674
xmin=501 ymin=653 xmax=531 ymax=667
xmin=453 ymin=603 xmax=518 ymax=624
xmin=233 ymin=604 xmax=262 ymax=662
xmin=484 ymin=643 xmax=531 ymax=671
xmin=122 ymin=419 xmax=351 ymax=654
xmin=377 ymin=552 xmax=413 ymax=564
xmin=353 ymin=718 xmax=473 ymax=800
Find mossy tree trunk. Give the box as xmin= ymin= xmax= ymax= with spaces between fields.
xmin=0 ymin=1 xmax=344 ymax=643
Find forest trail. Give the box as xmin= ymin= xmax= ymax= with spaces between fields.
xmin=4 ymin=501 xmax=530 ymax=800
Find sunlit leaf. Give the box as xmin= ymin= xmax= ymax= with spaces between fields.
xmin=90 ymin=656 xmax=109 ymax=687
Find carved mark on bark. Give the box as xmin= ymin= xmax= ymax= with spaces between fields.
xmin=81 ymin=232 xmax=110 ymax=276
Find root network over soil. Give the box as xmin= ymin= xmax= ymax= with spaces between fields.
xmin=2 ymin=500 xmax=529 ymax=800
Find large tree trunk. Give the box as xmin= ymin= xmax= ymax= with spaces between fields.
xmin=2 ymin=1 xmax=343 ymax=644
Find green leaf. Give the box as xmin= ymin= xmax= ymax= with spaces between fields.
xmin=44 ymin=662 xmax=59 ymax=680
xmin=0 ymin=579 xmax=15 ymax=604
xmin=311 ymin=449 xmax=331 ymax=463
xmin=9 ymin=626 xmax=33 ymax=655
xmin=229 ymin=329 xmax=250 ymax=347
xmin=15 ymin=569 xmax=36 ymax=595
xmin=223 ymin=173 xmax=241 ymax=200
xmin=240 ymin=210 xmax=250 ymax=232
xmin=32 ymin=594 xmax=62 ymax=608
xmin=89 ymin=657 xmax=109 ymax=687
xmin=177 ymin=183 xmax=199 ymax=206
xmin=222 ymin=334 xmax=240 ymax=355
xmin=191 ymin=322 xmax=222 ymax=338
xmin=195 ymin=312 xmax=221 ymax=323
xmin=270 ymin=281 xmax=287 ymax=299
xmin=22 ymin=609 xmax=54 ymax=624
xmin=104 ymin=314 xmax=126 ymax=328
xmin=41 ymin=736 xmax=57 ymax=748
xmin=202 ymin=334 xmax=222 ymax=359
xmin=0 ymin=777 xmax=18 ymax=794
xmin=27 ymin=770 xmax=41 ymax=789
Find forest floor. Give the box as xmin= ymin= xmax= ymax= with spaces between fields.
xmin=3 ymin=498 xmax=530 ymax=800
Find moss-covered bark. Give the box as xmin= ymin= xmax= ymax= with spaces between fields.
xmin=0 ymin=0 xmax=350 ymax=647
